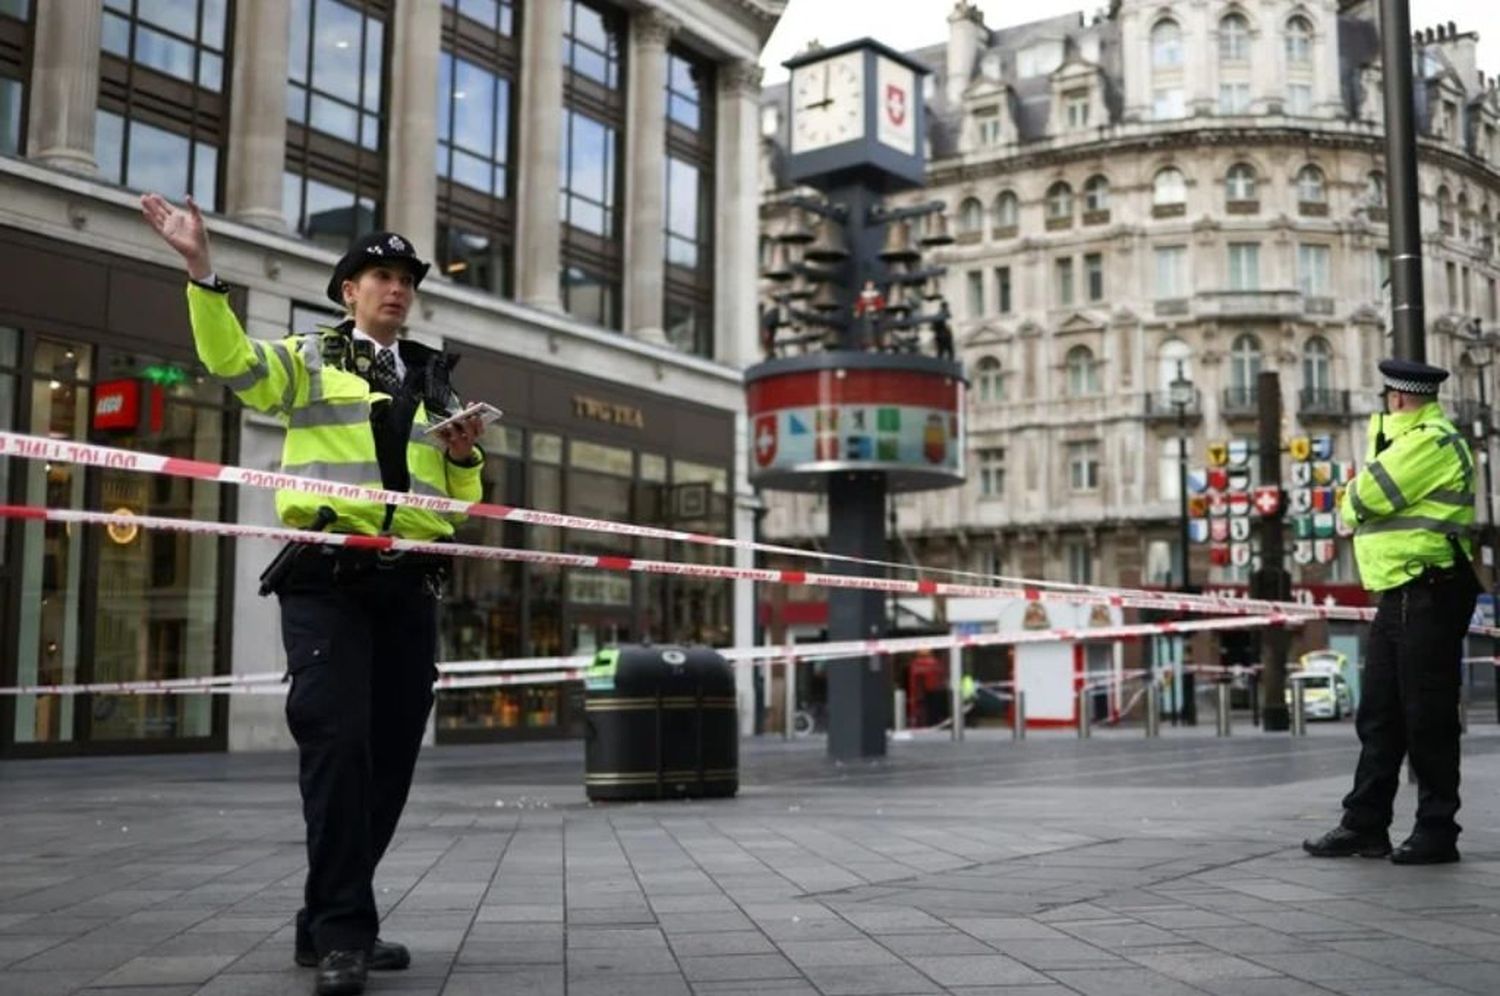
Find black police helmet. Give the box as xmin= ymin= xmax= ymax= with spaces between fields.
xmin=325 ymin=231 xmax=431 ymax=306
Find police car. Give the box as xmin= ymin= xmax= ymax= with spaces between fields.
xmin=1286 ymin=653 xmax=1354 ymax=721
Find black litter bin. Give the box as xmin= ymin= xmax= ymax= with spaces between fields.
xmin=584 ymin=644 xmax=738 ymax=801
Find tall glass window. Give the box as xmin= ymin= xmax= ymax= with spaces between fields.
xmin=0 ymin=0 xmax=30 ymax=156
xmin=435 ymin=0 xmax=518 ymax=297
xmin=1285 ymin=16 xmax=1313 ymax=65
xmin=1230 ymin=333 xmax=1262 ymax=392
xmin=664 ymin=46 xmax=715 ymax=358
xmin=559 ymin=0 xmax=625 ymax=328
xmin=1225 ymin=163 xmax=1257 ymax=202
xmin=1219 ymin=13 xmax=1250 ymax=62
xmin=1151 ymin=20 xmax=1183 ymax=69
xmin=1227 ymin=242 xmax=1260 ymax=291
xmin=96 ymin=0 xmax=229 ymax=209
xmin=284 ymin=0 xmax=388 ymax=249
xmin=1303 ymin=336 xmax=1332 ymax=392
xmin=994 ymin=190 xmax=1019 ymax=230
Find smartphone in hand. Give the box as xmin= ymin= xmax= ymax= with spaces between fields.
xmin=424 ymin=401 xmax=504 ymax=435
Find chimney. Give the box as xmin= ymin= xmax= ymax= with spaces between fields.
xmin=946 ymin=2 xmax=986 ymax=106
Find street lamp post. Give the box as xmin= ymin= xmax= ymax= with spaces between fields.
xmin=1466 ymin=320 xmax=1498 ymax=611
xmin=1168 ymin=361 xmax=1196 ymax=591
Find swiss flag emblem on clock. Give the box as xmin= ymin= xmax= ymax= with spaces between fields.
xmin=885 ymin=84 xmax=906 ymax=126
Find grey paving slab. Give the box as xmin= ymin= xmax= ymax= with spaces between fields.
xmin=2 ymin=727 xmax=1500 ymax=996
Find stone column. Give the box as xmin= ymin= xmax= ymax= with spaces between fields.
xmin=384 ymin=0 xmax=442 ymax=247
xmin=622 ymin=8 xmax=677 ymax=345
xmin=225 ymin=0 xmax=291 ymax=230
xmin=26 ymin=0 xmax=103 ymax=174
xmin=515 ymin=0 xmax=565 ymax=312
xmin=712 ymin=58 xmax=762 ymax=367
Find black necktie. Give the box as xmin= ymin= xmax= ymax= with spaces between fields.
xmin=370 ymin=348 xmax=401 ymax=395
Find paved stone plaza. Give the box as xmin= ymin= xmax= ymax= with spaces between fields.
xmin=3 ymin=721 xmax=1500 ymax=996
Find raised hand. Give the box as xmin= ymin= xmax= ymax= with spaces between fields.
xmin=140 ymin=193 xmax=212 ymax=280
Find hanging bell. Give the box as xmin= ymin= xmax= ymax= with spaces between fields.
xmin=775 ymin=207 xmax=815 ymax=245
xmin=921 ymin=274 xmax=944 ymax=300
xmin=810 ymin=282 xmax=842 ymax=313
xmin=803 ymin=217 xmax=850 ymax=263
xmin=918 ymin=211 xmax=954 ymax=247
xmin=885 ymin=282 xmax=911 ymax=316
xmin=786 ymin=270 xmax=816 ymax=300
xmin=761 ymin=242 xmax=795 ymax=282
xmin=878 ymin=220 xmax=921 ymax=263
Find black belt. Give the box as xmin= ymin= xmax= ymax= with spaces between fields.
xmin=314 ymin=542 xmax=452 ymax=574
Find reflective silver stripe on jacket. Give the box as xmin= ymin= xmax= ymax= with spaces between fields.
xmin=1436 ymin=431 xmax=1475 ymax=488
xmin=1426 ymin=488 xmax=1473 ymax=507
xmin=279 ymin=461 xmax=384 ymax=486
xmin=1349 ymin=485 xmax=1375 ymax=523
xmin=1367 ymin=461 xmax=1406 ymax=511
xmin=1356 ymin=514 xmax=1472 ymax=536
xmin=224 ymin=348 xmax=269 ymax=391
xmin=268 ymin=340 xmax=298 ymax=414
xmin=287 ymin=402 xmax=370 ymax=430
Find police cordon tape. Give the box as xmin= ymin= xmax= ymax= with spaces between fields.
xmin=2 ymin=426 xmax=1500 ymax=630
xmin=0 ymin=613 xmax=1292 ymax=697
xmin=0 ymin=428 xmax=1400 ymax=624
xmin=0 ymin=428 xmax=1096 ymax=598
xmin=3 ymin=499 xmax=1496 ymax=644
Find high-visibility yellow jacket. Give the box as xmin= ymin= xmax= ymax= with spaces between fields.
xmin=1339 ymin=402 xmax=1474 ymax=591
xmin=186 ymin=284 xmax=482 ymax=539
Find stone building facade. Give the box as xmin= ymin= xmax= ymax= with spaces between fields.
xmin=759 ymin=0 xmax=1500 ymax=612
xmin=0 ymin=0 xmax=783 ymax=756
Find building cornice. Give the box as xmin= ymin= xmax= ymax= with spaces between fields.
xmin=927 ymin=123 xmax=1500 ymax=193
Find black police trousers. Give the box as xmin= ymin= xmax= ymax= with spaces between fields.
xmin=279 ymin=551 xmax=438 ymax=956
xmin=1340 ymin=573 xmax=1476 ymax=841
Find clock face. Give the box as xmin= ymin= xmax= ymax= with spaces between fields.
xmin=790 ymin=52 xmax=865 ymax=154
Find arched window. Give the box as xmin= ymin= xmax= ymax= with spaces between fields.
xmin=1151 ymin=20 xmax=1183 ymax=70
xmin=975 ymin=356 xmax=1003 ymax=403
xmin=1367 ymin=171 xmax=1386 ymax=207
xmin=1153 ymin=167 xmax=1187 ymax=206
xmin=1458 ymin=191 xmax=1471 ymax=240
xmin=1065 ymin=345 xmax=1099 ymax=396
xmin=1225 ymin=163 xmax=1257 ymax=202
xmin=1158 ymin=337 xmax=1192 ymax=391
xmin=1437 ymin=185 xmax=1453 ymax=232
xmin=994 ymin=190 xmax=1019 ymax=229
xmin=1303 ymin=336 xmax=1332 ymax=393
xmin=1046 ymin=181 xmax=1073 ymax=222
xmin=1296 ymin=164 xmax=1325 ymax=204
xmin=1286 ymin=16 xmax=1313 ymax=65
xmin=1084 ymin=174 xmax=1110 ymax=213
xmin=1230 ymin=333 xmax=1262 ymax=393
xmin=1220 ymin=13 xmax=1250 ymax=62
xmin=957 ymin=196 xmax=984 ymax=235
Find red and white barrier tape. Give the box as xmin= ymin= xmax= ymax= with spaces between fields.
xmin=0 ymin=429 xmax=1089 ymax=597
xmin=0 ymin=614 xmax=1289 ymax=697
xmin=0 ymin=428 xmax=1381 ymax=621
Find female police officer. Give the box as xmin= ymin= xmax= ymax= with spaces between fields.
xmin=141 ymin=193 xmax=485 ymax=996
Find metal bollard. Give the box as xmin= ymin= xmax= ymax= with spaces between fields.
xmin=1145 ymin=683 xmax=1161 ymax=738
xmin=893 ymin=689 xmax=906 ymax=733
xmin=1290 ymin=682 xmax=1307 ymax=736
xmin=1077 ymin=686 xmax=1091 ymax=739
xmin=783 ymin=657 xmax=796 ymax=740
xmin=950 ymin=644 xmax=964 ymax=742
xmin=1216 ymin=683 xmax=1232 ymax=737
xmin=1012 ymin=690 xmax=1026 ymax=741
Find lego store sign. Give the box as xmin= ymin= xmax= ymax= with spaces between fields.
xmin=92 ymin=379 xmax=163 ymax=434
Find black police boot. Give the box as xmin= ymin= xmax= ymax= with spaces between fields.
xmin=1302 ymin=826 xmax=1392 ymax=858
xmin=315 ymin=950 xmax=367 ymax=996
xmin=1390 ymin=835 xmax=1460 ymax=865
xmin=297 ymin=938 xmax=408 ymax=971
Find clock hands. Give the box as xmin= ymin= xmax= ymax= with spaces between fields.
xmin=804 ymin=64 xmax=834 ymax=110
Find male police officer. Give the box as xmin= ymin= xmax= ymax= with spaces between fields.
xmin=140 ymin=193 xmax=485 ymax=995
xmin=1304 ymin=358 xmax=1480 ymax=865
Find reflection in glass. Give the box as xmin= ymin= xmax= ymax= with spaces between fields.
xmin=667 ymin=51 xmax=705 ymax=131
xmin=288 ymin=0 xmax=383 ymax=139
xmin=0 ymin=0 xmax=29 ymax=19
xmin=438 ymin=225 xmax=508 ymax=294
xmin=564 ymin=0 xmax=620 ymax=89
xmin=0 ymin=77 xmax=20 ymax=157
xmin=448 ymin=0 xmax=514 ymax=35
xmin=285 ymin=171 xmax=376 ymax=250
xmin=665 ymin=157 xmax=701 ymax=269
xmin=437 ymin=52 xmax=511 ymax=197
xmin=100 ymin=0 xmax=228 ymax=92
xmin=94 ymin=110 xmax=218 ymax=211
xmin=561 ymin=110 xmax=617 ymax=237
xmin=561 ymin=265 xmax=616 ymax=328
